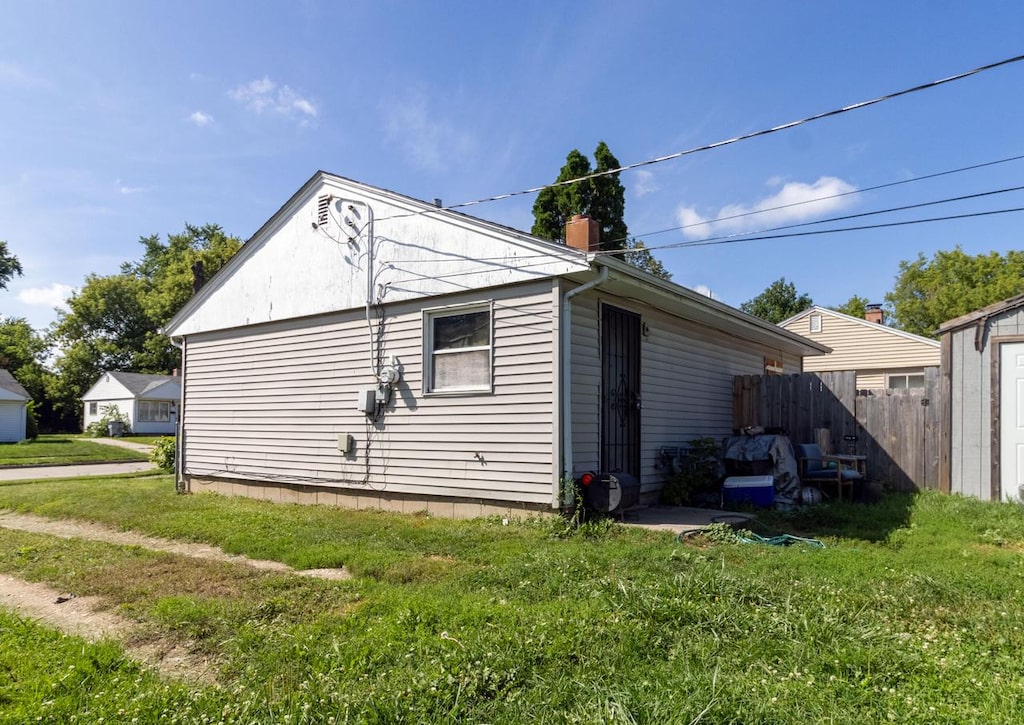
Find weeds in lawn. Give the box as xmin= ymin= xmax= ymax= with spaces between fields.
xmin=2 ymin=479 xmax=1024 ymax=722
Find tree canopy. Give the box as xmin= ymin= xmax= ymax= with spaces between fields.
xmin=531 ymin=142 xmax=670 ymax=279
xmin=885 ymin=246 xmax=1024 ymax=338
xmin=740 ymin=277 xmax=813 ymax=324
xmin=830 ymin=295 xmax=870 ymax=320
xmin=47 ymin=223 xmax=241 ymax=427
xmin=0 ymin=241 xmax=23 ymax=290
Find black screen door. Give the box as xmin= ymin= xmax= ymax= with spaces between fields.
xmin=601 ymin=305 xmax=641 ymax=477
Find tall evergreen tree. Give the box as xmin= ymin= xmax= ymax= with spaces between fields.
xmin=531 ymin=142 xmax=670 ymax=279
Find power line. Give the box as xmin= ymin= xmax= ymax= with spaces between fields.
xmin=627 ymin=152 xmax=1024 ymax=241
xmin=373 ymin=53 xmax=1024 ymax=223
xmin=647 ymin=206 xmax=1024 ymax=251
xmin=593 ymin=183 xmax=1024 ymax=255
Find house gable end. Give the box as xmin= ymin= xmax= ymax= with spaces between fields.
xmin=165 ymin=172 xmax=589 ymax=337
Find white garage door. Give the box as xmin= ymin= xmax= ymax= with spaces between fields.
xmin=0 ymin=402 xmax=25 ymax=442
xmin=1000 ymin=342 xmax=1024 ymax=502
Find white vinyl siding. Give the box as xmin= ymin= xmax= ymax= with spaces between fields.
xmin=182 ymin=280 xmax=557 ymax=505
xmin=570 ymin=287 xmax=795 ymax=497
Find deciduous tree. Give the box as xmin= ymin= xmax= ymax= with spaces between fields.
xmin=0 ymin=241 xmax=23 ymax=290
xmin=885 ymin=247 xmax=1024 ymax=338
xmin=47 ymin=224 xmax=241 ymax=427
xmin=831 ymin=295 xmax=870 ymax=320
xmin=740 ymin=278 xmax=813 ymax=324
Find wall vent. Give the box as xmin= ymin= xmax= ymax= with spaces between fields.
xmin=316 ymin=194 xmax=332 ymax=227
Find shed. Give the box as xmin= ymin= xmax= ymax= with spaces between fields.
xmin=0 ymin=369 xmax=30 ymax=442
xmin=162 ymin=171 xmax=828 ymax=517
xmin=82 ymin=371 xmax=181 ymax=435
xmin=939 ymin=293 xmax=1024 ymax=501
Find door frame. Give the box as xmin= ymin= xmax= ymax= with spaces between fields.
xmin=992 ymin=336 xmax=1024 ymax=501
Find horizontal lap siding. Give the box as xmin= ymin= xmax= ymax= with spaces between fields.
xmin=184 ymin=281 xmax=557 ymax=504
xmin=571 ymin=290 xmax=782 ymax=495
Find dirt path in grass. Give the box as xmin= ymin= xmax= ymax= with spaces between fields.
xmin=0 ymin=510 xmax=350 ymax=581
xmin=0 ymin=573 xmax=217 ymax=684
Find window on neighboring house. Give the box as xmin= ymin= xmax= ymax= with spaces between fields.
xmin=88 ymin=402 xmax=98 ymax=416
xmin=137 ymin=400 xmax=172 ymax=422
xmin=424 ymin=304 xmax=492 ymax=393
xmin=809 ymin=314 xmax=822 ymax=333
xmin=887 ymin=373 xmax=926 ymax=389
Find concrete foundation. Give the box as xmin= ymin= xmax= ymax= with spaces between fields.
xmin=186 ymin=476 xmax=555 ymax=520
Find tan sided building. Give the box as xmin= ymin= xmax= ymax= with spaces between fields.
xmin=779 ymin=305 xmax=940 ymax=389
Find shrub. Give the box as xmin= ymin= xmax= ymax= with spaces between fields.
xmin=24 ymin=401 xmax=38 ymax=440
xmin=150 ymin=436 xmax=176 ymax=472
xmin=660 ymin=436 xmax=722 ymax=505
xmin=85 ymin=404 xmax=132 ymax=438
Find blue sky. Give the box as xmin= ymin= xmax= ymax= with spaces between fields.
xmin=3 ymin=1 xmax=1024 ymax=331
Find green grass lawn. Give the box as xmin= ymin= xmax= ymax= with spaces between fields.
xmin=1 ymin=477 xmax=1023 ymax=723
xmin=0 ymin=434 xmax=148 ymax=466
xmin=122 ymin=434 xmax=165 ymax=446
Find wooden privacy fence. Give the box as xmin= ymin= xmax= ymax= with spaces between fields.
xmin=732 ymin=369 xmax=941 ymax=491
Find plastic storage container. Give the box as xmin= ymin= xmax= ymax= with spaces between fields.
xmin=721 ymin=475 xmax=774 ymax=507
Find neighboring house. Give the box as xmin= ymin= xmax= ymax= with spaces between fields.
xmin=162 ymin=171 xmax=828 ymax=517
xmin=0 ymin=369 xmax=30 ymax=442
xmin=82 ymin=371 xmax=181 ymax=435
xmin=938 ymin=293 xmax=1024 ymax=502
xmin=779 ymin=305 xmax=940 ymax=389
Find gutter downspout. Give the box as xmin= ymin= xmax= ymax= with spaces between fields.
xmin=559 ymin=264 xmax=609 ymax=507
xmin=169 ymin=336 xmax=186 ymax=494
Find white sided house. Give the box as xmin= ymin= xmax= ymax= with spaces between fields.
xmin=162 ymin=171 xmax=828 ymax=517
xmin=779 ymin=305 xmax=940 ymax=389
xmin=0 ymin=369 xmax=30 ymax=442
xmin=82 ymin=371 xmax=181 ymax=435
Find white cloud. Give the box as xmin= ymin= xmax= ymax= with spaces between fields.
xmin=188 ymin=110 xmax=215 ymax=127
xmin=18 ymin=283 xmax=74 ymax=310
xmin=229 ymin=77 xmax=318 ymax=125
xmin=691 ymin=284 xmax=717 ymax=300
xmin=631 ymin=170 xmax=658 ymax=198
xmin=0 ymin=60 xmax=43 ymax=87
xmin=115 ymin=178 xmax=145 ymax=195
xmin=676 ymin=176 xmax=857 ymax=239
xmin=381 ymin=91 xmax=476 ymax=172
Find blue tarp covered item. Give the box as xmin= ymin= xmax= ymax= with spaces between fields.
xmin=722 ymin=434 xmax=801 ymax=505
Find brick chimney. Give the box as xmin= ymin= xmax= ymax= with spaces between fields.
xmin=565 ymin=214 xmax=600 ymax=253
xmin=865 ymin=303 xmax=884 ymax=325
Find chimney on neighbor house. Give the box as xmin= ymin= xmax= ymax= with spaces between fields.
xmin=191 ymin=260 xmax=205 ymax=295
xmin=565 ymin=214 xmax=601 ymax=253
xmin=865 ymin=303 xmax=884 ymax=325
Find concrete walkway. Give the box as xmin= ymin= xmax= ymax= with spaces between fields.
xmin=0 ymin=460 xmax=157 ymax=481
xmin=93 ymin=436 xmax=157 ymax=454
xmin=619 ymin=505 xmax=751 ymax=536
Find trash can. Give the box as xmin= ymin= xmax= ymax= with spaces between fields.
xmin=107 ymin=421 xmax=124 ymax=437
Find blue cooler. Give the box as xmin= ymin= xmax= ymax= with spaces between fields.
xmin=722 ymin=475 xmax=775 ymax=507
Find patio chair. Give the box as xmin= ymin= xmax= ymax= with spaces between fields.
xmin=794 ymin=443 xmax=864 ymax=501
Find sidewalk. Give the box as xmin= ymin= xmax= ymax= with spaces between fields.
xmin=93 ymin=436 xmax=156 ymax=454
xmin=0 ymin=460 xmax=157 ymax=481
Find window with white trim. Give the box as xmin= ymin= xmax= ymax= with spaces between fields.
xmin=138 ymin=400 xmax=172 ymax=422
xmin=887 ymin=373 xmax=925 ymax=389
xmin=88 ymin=402 xmax=98 ymax=416
xmin=425 ymin=304 xmax=492 ymax=393
xmin=809 ymin=314 xmax=822 ymax=333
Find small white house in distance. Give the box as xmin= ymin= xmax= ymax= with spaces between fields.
xmin=0 ymin=369 xmax=30 ymax=442
xmin=82 ymin=371 xmax=181 ymax=435
xmin=779 ymin=305 xmax=940 ymax=389
xmin=162 ymin=171 xmax=828 ymax=517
